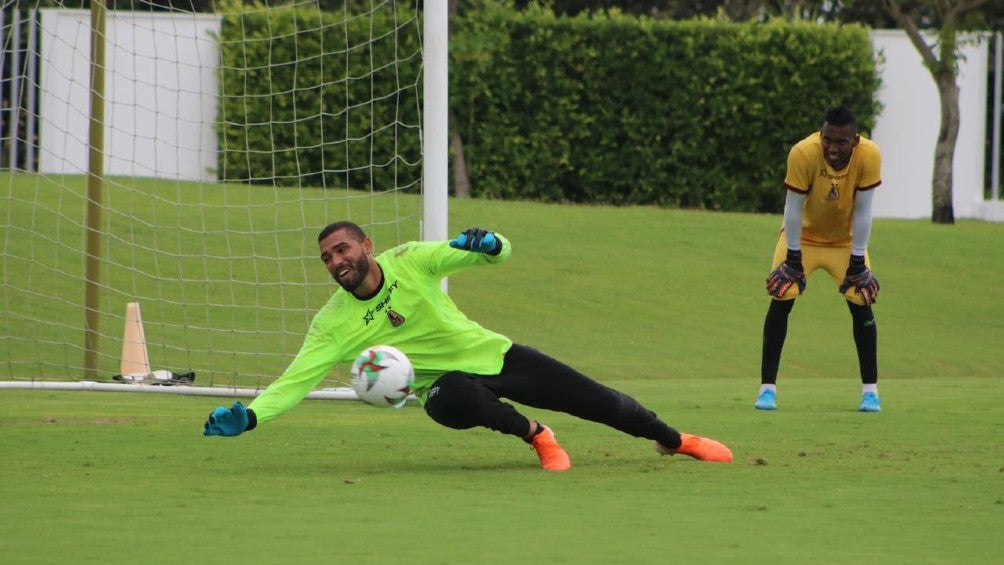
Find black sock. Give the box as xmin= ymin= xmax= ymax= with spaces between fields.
xmin=761 ymin=299 xmax=795 ymax=384
xmin=523 ymin=421 xmax=547 ymax=443
xmin=847 ymin=301 xmax=878 ymax=384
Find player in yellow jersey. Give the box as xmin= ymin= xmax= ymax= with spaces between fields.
xmin=204 ymin=222 xmax=733 ymax=469
xmin=758 ymin=106 xmax=882 ymax=412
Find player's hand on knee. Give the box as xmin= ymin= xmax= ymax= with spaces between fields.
xmin=766 ymin=249 xmax=806 ymax=298
xmin=839 ymin=255 xmax=879 ymax=304
xmin=203 ymin=401 xmax=249 ymax=436
xmin=449 ymin=228 xmax=501 ymax=255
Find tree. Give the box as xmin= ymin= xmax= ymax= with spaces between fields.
xmin=879 ymin=0 xmax=990 ymax=224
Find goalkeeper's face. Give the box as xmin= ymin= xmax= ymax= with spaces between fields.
xmin=319 ymin=229 xmax=375 ymax=294
xmin=820 ymin=121 xmax=859 ymax=171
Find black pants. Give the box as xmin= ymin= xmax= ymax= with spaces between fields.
xmin=423 ymin=344 xmax=681 ymax=447
xmin=761 ymin=299 xmax=878 ymax=385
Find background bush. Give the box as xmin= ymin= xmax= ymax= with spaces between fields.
xmin=217 ymin=5 xmax=880 ymax=212
xmin=451 ymin=6 xmax=880 ymax=211
xmin=217 ymin=4 xmax=423 ymax=192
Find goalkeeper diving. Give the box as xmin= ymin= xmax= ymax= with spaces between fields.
xmin=203 ymin=222 xmax=733 ymax=470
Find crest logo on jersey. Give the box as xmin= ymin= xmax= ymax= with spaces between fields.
xmin=362 ymin=280 xmax=399 ymax=325
xmin=818 ymin=168 xmax=845 ymax=201
xmin=387 ymin=309 xmax=405 ymax=327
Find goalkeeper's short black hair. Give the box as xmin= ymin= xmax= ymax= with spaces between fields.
xmin=318 ymin=221 xmax=367 ymax=242
xmin=824 ymin=106 xmax=857 ymax=128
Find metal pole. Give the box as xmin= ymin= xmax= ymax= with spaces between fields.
xmin=423 ymin=0 xmax=449 ymax=291
xmin=84 ymin=1 xmax=107 ymax=379
xmin=8 ymin=9 xmax=20 ymax=169
xmin=1 ymin=8 xmax=6 ymax=168
xmin=423 ymin=0 xmax=448 ymax=243
xmin=992 ymin=32 xmax=1002 ymax=201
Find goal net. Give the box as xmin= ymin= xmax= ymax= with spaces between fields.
xmin=0 ymin=0 xmax=441 ymax=397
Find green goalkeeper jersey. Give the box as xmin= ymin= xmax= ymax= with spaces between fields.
xmin=248 ymin=234 xmax=514 ymax=424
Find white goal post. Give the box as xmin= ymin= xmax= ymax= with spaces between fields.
xmin=0 ymin=0 xmax=448 ymax=398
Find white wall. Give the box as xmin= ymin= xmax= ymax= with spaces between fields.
xmin=870 ymin=30 xmax=991 ymax=220
xmin=38 ymin=10 xmax=220 ymax=182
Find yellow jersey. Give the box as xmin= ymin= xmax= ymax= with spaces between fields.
xmin=783 ymin=132 xmax=882 ymax=247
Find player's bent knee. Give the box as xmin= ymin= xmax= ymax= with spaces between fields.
xmin=424 ymin=371 xmax=486 ymax=430
xmin=844 ymin=291 xmax=868 ymax=306
xmin=846 ymin=300 xmax=874 ymax=322
xmin=768 ymin=297 xmax=796 ymax=315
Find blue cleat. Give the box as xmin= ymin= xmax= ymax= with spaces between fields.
xmin=859 ymin=391 xmax=882 ymax=412
xmin=755 ymin=388 xmax=777 ymax=410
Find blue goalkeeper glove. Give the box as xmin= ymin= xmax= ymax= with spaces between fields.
xmin=839 ymin=255 xmax=880 ymax=304
xmin=203 ymin=401 xmax=251 ymax=437
xmin=449 ymin=227 xmax=501 ymax=255
xmin=766 ymin=249 xmax=806 ymax=298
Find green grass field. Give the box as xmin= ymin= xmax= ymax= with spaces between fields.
xmin=2 ymin=183 xmax=1003 ymax=563
xmin=1 ymin=379 xmax=1001 ymax=564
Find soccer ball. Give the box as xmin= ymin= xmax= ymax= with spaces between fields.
xmin=350 ymin=345 xmax=414 ymax=408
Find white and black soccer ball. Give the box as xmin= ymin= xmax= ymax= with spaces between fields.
xmin=350 ymin=345 xmax=414 ymax=408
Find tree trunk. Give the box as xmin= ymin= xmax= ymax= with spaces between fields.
xmin=450 ymin=111 xmax=470 ymax=198
xmin=931 ymin=69 xmax=959 ymax=224
xmin=877 ymin=0 xmax=989 ymax=225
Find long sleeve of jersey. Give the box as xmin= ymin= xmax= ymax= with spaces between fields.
xmin=248 ymin=234 xmax=514 ymax=425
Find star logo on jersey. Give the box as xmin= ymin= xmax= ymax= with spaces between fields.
xmin=361 ymin=280 xmax=400 ymax=325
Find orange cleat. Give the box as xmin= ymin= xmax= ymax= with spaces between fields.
xmin=530 ymin=425 xmax=572 ymax=471
xmin=656 ymin=433 xmax=733 ymax=463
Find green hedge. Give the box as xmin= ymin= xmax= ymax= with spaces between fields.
xmin=217 ymin=5 xmax=880 ymax=212
xmin=451 ymin=7 xmax=880 ymax=211
xmin=216 ymin=4 xmax=423 ymax=192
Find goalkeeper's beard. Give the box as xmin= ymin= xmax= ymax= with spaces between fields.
xmin=334 ymin=254 xmax=370 ymax=293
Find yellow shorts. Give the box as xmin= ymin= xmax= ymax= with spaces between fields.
xmin=771 ymin=231 xmax=871 ymax=306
